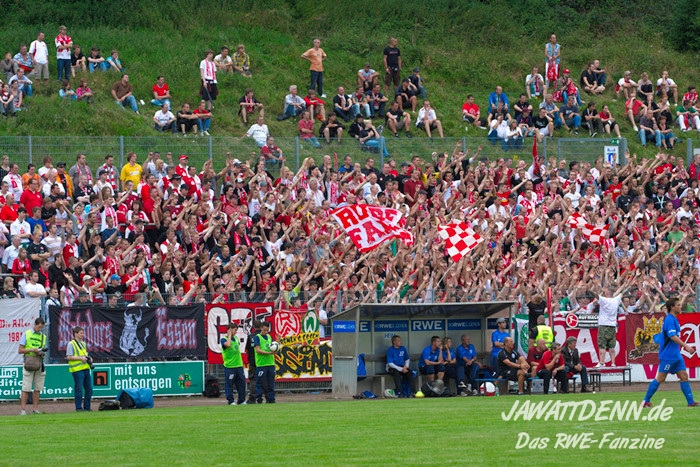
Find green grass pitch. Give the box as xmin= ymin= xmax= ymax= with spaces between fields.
xmin=0 ymin=392 xmax=695 ymax=466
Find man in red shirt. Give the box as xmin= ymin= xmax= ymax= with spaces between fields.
xmin=0 ymin=193 xmax=18 ymax=225
xmin=625 ymin=95 xmax=646 ymax=132
xmin=402 ymin=167 xmax=425 ymax=206
xmin=462 ymin=94 xmax=486 ymax=130
xmin=20 ymin=178 xmax=42 ymax=214
xmin=151 ymin=75 xmax=172 ymax=109
xmin=536 ymin=342 xmax=568 ymax=394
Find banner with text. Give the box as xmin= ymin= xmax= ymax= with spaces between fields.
xmin=272 ymin=306 xmax=332 ymax=381
xmin=48 ymin=305 xmax=206 ymax=360
xmin=0 ymin=361 xmax=204 ymax=401
xmin=515 ymin=314 xmax=627 ymax=366
xmin=0 ymin=298 xmax=41 ymax=366
xmin=206 ymin=302 xmax=274 ymax=365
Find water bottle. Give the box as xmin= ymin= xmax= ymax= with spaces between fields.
xmin=495 ymin=385 xmax=500 ymax=396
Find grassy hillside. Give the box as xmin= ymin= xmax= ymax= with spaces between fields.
xmin=1 ymin=0 xmax=699 ymax=158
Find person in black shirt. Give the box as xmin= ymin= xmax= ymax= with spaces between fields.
xmin=27 ymin=229 xmax=50 ymax=271
xmin=246 ymin=320 xmax=262 ymax=403
xmin=385 ymin=100 xmax=412 ymax=138
xmin=581 ymin=102 xmax=603 ymax=137
xmin=616 ymin=184 xmax=634 ymax=213
xmin=521 ymin=285 xmax=547 ymax=346
xmin=383 ymin=37 xmax=401 ymax=95
xmin=377 ymin=162 xmax=396 ymax=190
xmin=580 ymin=62 xmax=604 ymax=95
xmin=533 ymin=107 xmax=553 ymax=142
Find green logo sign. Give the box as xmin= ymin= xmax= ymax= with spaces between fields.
xmin=302 ymin=310 xmax=319 ymax=333
xmin=0 ymin=362 xmax=204 ymax=401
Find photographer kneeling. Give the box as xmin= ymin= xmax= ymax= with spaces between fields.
xmin=66 ymin=326 xmax=93 ymax=412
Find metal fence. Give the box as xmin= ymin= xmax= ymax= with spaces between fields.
xmin=0 ymin=135 xmax=628 ymax=175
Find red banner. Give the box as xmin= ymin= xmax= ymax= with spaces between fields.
xmin=206 ymin=303 xmax=274 ymax=365
xmin=624 ymin=312 xmax=700 ymax=368
xmin=626 ymin=313 xmax=665 ymax=365
xmin=553 ymin=315 xmax=627 ymax=367
xmin=679 ymin=313 xmax=700 ymax=368
xmin=331 ymin=204 xmax=413 ymax=252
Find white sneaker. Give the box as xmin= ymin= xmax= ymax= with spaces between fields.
xmin=182 ymin=133 xmax=187 ymax=138
xmin=203 ymin=130 xmax=210 ymax=136
xmin=139 ymin=99 xmax=145 ymax=106
xmin=229 ymin=402 xmax=236 ymax=405
xmin=552 ymin=386 xmax=557 ymax=393
xmin=321 ymin=94 xmax=327 ymax=98
xmin=239 ymin=401 xmax=247 ymax=405
xmin=32 ymin=410 xmax=42 ymax=414
xmin=20 ymin=410 xmax=26 ymax=416
xmin=595 ymin=362 xmax=604 ymax=368
xmin=465 ymin=126 xmax=469 ymax=132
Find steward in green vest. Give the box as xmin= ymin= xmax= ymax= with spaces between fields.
xmin=529 ymin=315 xmax=554 ymax=348
xmin=221 ymin=322 xmax=247 ymax=405
xmin=253 ymin=322 xmax=278 ymax=404
xmin=66 ymin=326 xmax=93 ymax=412
xmin=19 ymin=317 xmax=47 ymax=415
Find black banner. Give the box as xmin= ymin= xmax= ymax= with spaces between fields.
xmin=49 ymin=304 xmax=206 ymax=359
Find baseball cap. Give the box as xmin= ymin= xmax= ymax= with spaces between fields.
xmin=56 ymin=162 xmax=66 ymax=168
xmin=496 ymin=317 xmax=507 ymax=323
xmin=624 ymin=70 xmax=631 ymax=76
xmin=110 ymin=274 xmax=121 ymax=281
xmin=413 ymin=67 xmax=419 ymax=72
xmin=171 ymin=173 xmax=181 ymax=180
xmin=179 ymin=155 xmax=188 ymax=161
xmin=563 ymin=68 xmax=570 ymax=74
xmin=400 ymin=162 xmax=410 ymax=168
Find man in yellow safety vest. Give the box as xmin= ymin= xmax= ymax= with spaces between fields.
xmin=18 ymin=317 xmax=47 ymax=415
xmin=66 ymin=326 xmax=93 ymax=412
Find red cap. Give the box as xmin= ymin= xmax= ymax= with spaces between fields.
xmin=179 ymin=155 xmax=188 ymax=161
xmin=563 ymin=68 xmax=570 ymax=74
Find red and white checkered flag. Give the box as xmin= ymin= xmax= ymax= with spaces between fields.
xmin=581 ymin=224 xmax=607 ymax=245
xmin=438 ymin=222 xmax=483 ymax=263
xmin=567 ymin=212 xmax=586 ymax=229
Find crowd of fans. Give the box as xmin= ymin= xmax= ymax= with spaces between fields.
xmin=0 ymin=140 xmax=697 ymax=321
xmin=0 ymin=29 xmax=699 ymax=325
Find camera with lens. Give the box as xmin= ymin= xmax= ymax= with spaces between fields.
xmin=86 ymin=355 xmax=95 ymax=370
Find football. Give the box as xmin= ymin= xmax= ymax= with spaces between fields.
xmin=480 ymin=382 xmax=496 ymax=396
xmin=268 ymin=341 xmax=280 ymax=352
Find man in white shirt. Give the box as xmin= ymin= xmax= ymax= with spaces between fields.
xmin=283 ymin=85 xmax=306 ymax=119
xmin=24 ymin=271 xmax=47 ymax=298
xmin=2 ymin=235 xmax=21 ymax=272
xmin=3 ymin=163 xmax=23 ymax=201
xmin=199 ymin=49 xmax=218 ymax=110
xmin=55 ymin=25 xmax=72 ymax=82
xmin=9 ymin=68 xmax=33 ymax=97
xmin=241 ymin=116 xmax=269 ymax=147
xmin=594 ymin=285 xmax=629 ymax=367
xmin=416 ymin=100 xmax=444 ymax=139
xmin=10 ymin=208 xmax=31 ymax=245
xmin=29 ymin=31 xmax=49 ymax=88
xmin=153 ymin=104 xmax=177 ymax=133
xmin=213 ymin=46 xmax=233 ymax=73
xmin=656 ymin=70 xmax=678 ymax=106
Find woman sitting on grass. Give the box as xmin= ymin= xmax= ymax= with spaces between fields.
xmin=59 ymin=80 xmax=77 ymax=101
xmin=0 ymin=83 xmax=16 ymax=117
xmin=10 ymin=81 xmax=22 ymax=112
xmin=76 ymin=78 xmax=94 ymax=105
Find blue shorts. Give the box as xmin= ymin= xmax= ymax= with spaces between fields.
xmin=658 ymin=358 xmax=686 ymax=375
xmin=419 ymin=364 xmax=445 ymax=375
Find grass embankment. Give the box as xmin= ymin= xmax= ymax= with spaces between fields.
xmin=0 ymin=1 xmax=698 ymax=161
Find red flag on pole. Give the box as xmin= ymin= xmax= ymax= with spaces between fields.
xmin=532 ymin=138 xmax=540 ymax=177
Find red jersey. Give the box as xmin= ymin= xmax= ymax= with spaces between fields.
xmin=152 ymin=83 xmax=169 ymax=97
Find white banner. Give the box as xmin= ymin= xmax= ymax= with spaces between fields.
xmin=0 ymin=298 xmax=42 ymax=365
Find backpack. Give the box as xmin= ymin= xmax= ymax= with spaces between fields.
xmin=99 ymin=400 xmax=121 ymax=411
xmin=203 ymin=373 xmax=221 ymax=398
xmin=118 ymin=390 xmax=136 ymax=409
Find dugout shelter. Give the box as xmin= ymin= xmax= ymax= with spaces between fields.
xmin=331 ymin=301 xmax=516 ymax=399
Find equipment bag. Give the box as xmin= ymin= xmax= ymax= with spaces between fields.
xmin=203 ymin=373 xmax=221 ymax=398
xmin=99 ymin=400 xmax=121 ymax=411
